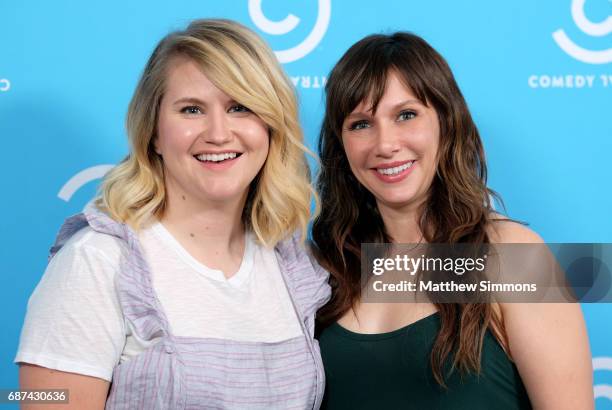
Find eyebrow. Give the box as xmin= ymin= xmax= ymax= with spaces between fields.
xmin=344 ymin=99 xmax=422 ymax=121
xmin=172 ymin=97 xmax=207 ymax=106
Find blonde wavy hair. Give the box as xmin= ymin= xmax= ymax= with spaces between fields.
xmin=95 ymin=19 xmax=317 ymax=246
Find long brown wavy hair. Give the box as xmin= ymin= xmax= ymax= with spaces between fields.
xmin=312 ymin=32 xmax=506 ymax=386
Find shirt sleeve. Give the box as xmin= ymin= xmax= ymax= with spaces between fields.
xmin=14 ymin=229 xmax=126 ymax=382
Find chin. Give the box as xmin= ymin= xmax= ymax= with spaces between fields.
xmin=195 ymin=183 xmax=244 ymax=201
xmin=376 ymin=192 xmax=420 ymax=208
xmin=205 ymin=190 xmax=245 ymax=202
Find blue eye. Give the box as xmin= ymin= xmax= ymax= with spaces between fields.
xmin=398 ymin=110 xmax=416 ymax=121
xmin=348 ymin=120 xmax=370 ymax=131
xmin=180 ymin=106 xmax=202 ymax=115
xmin=229 ymin=104 xmax=251 ymax=113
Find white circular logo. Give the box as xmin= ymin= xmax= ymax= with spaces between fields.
xmin=0 ymin=78 xmax=10 ymax=92
xmin=248 ymin=0 xmax=331 ymax=63
xmin=58 ymin=164 xmax=114 ymax=210
xmin=552 ymin=0 xmax=612 ymax=64
xmin=594 ymin=356 xmax=612 ymax=401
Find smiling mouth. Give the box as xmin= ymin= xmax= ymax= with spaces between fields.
xmin=376 ymin=160 xmax=416 ymax=176
xmin=194 ymin=152 xmax=242 ymax=163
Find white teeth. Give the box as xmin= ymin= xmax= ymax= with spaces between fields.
xmin=195 ymin=152 xmax=238 ymax=162
xmin=377 ymin=161 xmax=414 ymax=175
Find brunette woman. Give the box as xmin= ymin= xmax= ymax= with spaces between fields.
xmin=312 ymin=32 xmax=593 ymax=410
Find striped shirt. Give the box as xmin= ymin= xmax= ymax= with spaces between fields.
xmin=49 ymin=210 xmax=330 ymax=409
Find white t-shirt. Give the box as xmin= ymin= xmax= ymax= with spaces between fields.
xmin=15 ymin=223 xmax=302 ymax=381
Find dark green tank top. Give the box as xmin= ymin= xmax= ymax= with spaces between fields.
xmin=318 ymin=313 xmax=532 ymax=409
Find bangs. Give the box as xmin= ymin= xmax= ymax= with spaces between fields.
xmin=326 ymin=33 xmax=431 ymax=135
xmin=166 ymin=34 xmax=281 ymax=132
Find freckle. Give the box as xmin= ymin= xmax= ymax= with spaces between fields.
xmin=182 ymin=195 xmax=186 ymax=200
xmin=205 ymin=226 xmax=209 ymax=230
xmin=190 ymin=233 xmax=195 ymax=238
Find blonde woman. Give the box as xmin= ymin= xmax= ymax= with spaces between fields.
xmin=16 ymin=19 xmax=329 ymax=409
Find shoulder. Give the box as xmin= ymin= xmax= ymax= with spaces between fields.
xmin=277 ymin=230 xmax=328 ymax=277
xmin=274 ymin=229 xmax=309 ymax=262
xmin=274 ymin=231 xmax=331 ymax=313
xmin=43 ymin=224 xmax=130 ymax=293
xmin=55 ymin=226 xmax=127 ymax=267
xmin=16 ymin=225 xmax=129 ymax=382
xmin=487 ymin=213 xmax=544 ymax=244
xmin=486 ymin=215 xmax=547 ymax=327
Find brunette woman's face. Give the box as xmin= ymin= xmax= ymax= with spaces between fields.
xmin=341 ymin=70 xmax=440 ymax=213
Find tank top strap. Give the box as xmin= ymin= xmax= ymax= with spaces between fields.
xmin=83 ymin=209 xmax=172 ymax=341
xmin=48 ymin=213 xmax=89 ymax=260
xmin=274 ymin=230 xmax=331 ymax=337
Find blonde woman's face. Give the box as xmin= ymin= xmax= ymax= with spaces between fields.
xmin=155 ymin=57 xmax=269 ymax=207
xmin=341 ymin=70 xmax=440 ymax=214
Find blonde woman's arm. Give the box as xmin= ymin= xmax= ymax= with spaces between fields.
xmin=20 ymin=364 xmax=109 ymax=410
xmin=15 ymin=230 xmax=127 ymax=409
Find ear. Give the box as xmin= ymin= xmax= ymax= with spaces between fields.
xmin=152 ymin=134 xmax=162 ymax=155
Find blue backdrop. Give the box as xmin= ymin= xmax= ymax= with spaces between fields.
xmin=1 ymin=0 xmax=611 ymax=407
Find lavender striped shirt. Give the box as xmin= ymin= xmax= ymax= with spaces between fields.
xmin=50 ymin=210 xmax=330 ymax=409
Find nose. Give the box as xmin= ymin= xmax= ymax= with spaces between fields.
xmin=374 ymin=123 xmax=401 ymax=157
xmin=202 ymin=107 xmax=233 ymax=145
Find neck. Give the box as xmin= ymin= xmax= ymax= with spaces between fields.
xmin=160 ymin=185 xmax=248 ymax=252
xmin=377 ymin=201 xmax=425 ymax=243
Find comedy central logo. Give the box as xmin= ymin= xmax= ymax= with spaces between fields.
xmin=58 ymin=164 xmax=114 ymax=210
xmin=553 ymin=0 xmax=612 ymax=64
xmin=593 ymin=357 xmax=612 ymax=401
xmin=248 ymin=0 xmax=331 ymax=89
xmin=248 ymin=0 xmax=331 ymax=63
xmin=0 ymin=78 xmax=10 ymax=92
xmin=529 ymin=0 xmax=612 ymax=88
